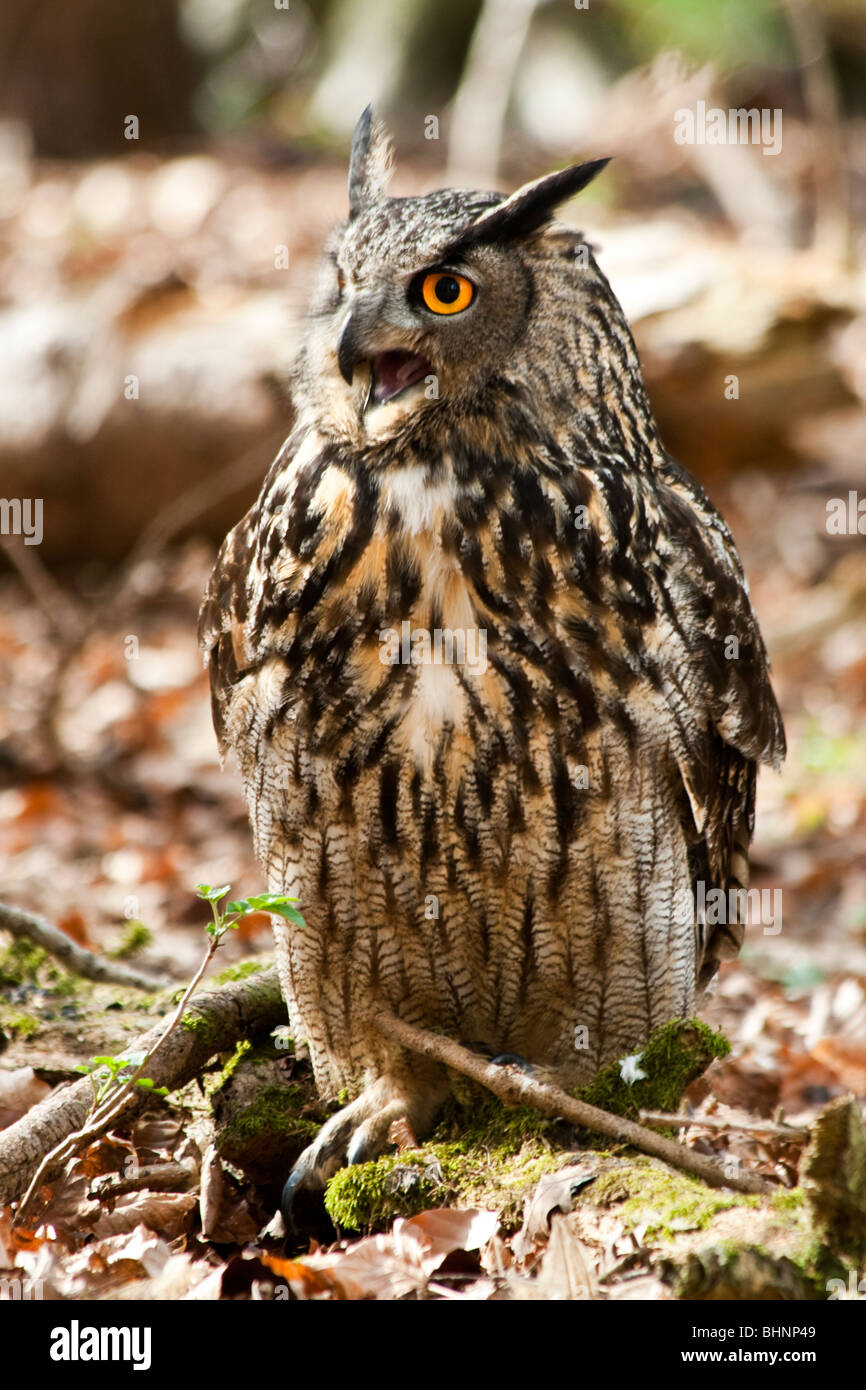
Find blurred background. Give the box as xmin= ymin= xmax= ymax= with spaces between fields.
xmin=0 ymin=0 xmax=865 ymax=1161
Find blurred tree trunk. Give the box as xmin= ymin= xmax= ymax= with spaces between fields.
xmin=0 ymin=0 xmax=202 ymax=157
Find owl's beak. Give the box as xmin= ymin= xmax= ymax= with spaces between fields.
xmin=337 ymin=308 xmax=373 ymax=387
xmin=336 ymin=306 xmax=431 ymax=408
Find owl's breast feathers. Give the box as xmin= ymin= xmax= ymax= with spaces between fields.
xmin=199 ymin=412 xmax=784 ymax=993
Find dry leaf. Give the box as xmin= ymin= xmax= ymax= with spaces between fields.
xmin=812 ymin=1038 xmax=866 ymax=1096
xmin=0 ymin=1066 xmax=51 ymax=1128
xmin=513 ymin=1165 xmax=598 ymax=1262
xmin=267 ymin=1207 xmax=501 ymax=1301
xmin=90 ymin=1191 xmax=197 ymax=1239
xmin=527 ymin=1213 xmax=596 ymax=1301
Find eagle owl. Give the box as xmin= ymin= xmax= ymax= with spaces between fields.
xmin=199 ymin=109 xmax=784 ymax=1204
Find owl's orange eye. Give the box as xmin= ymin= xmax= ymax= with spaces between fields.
xmin=420 ymin=271 xmax=475 ymax=315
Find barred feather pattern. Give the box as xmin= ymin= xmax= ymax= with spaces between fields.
xmin=200 ymin=215 xmax=784 ymax=1137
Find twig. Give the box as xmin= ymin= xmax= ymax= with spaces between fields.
xmin=0 ymin=900 xmax=170 ymax=991
xmin=0 ymin=535 xmax=85 ymax=642
xmin=639 ymin=1110 xmax=808 ymax=1141
xmin=14 ymin=929 xmax=221 ymax=1225
xmin=374 ymin=1011 xmax=773 ymax=1197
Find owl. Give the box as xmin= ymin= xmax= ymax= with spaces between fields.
xmin=199 ymin=108 xmax=784 ymax=1213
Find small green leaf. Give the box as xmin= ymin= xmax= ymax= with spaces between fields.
xmin=135 ymin=1078 xmax=155 ymax=1089
xmin=247 ymin=892 xmax=299 ymax=911
xmin=226 ymin=899 xmax=252 ymax=916
xmin=195 ymin=884 xmax=231 ymax=903
xmin=270 ymin=903 xmax=306 ymax=928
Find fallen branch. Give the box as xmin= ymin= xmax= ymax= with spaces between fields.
xmin=639 ymin=1110 xmax=808 ymax=1141
xmin=0 ymin=966 xmax=284 ymax=1207
xmin=14 ymin=920 xmax=226 ymax=1224
xmin=375 ymin=1011 xmax=773 ymax=1198
xmin=0 ymin=900 xmax=170 ymax=992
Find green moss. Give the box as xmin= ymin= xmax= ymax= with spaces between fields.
xmin=325 ymin=1132 xmax=569 ymax=1233
xmin=672 ymin=1241 xmax=823 ymax=1300
xmin=0 ymin=939 xmax=79 ymax=996
xmin=587 ymin=1156 xmax=761 ymax=1239
xmin=0 ymin=941 xmax=49 ymax=986
xmin=50 ymin=971 xmax=80 ymax=998
xmin=325 ymin=1088 xmax=567 ymax=1232
xmin=181 ymin=1008 xmax=218 ymax=1044
xmin=575 ymin=1018 xmax=730 ymax=1122
xmin=226 ymin=1085 xmax=320 ymax=1145
xmin=0 ymin=1007 xmax=41 ymax=1038
xmin=108 ymin=921 xmax=152 ymax=960
xmin=213 ymin=959 xmax=266 ymax=986
xmin=323 ymin=1021 xmax=730 ymax=1234
xmin=214 ymin=1078 xmax=321 ymax=1177
xmin=771 ymin=1187 xmax=805 ymax=1214
xmin=219 ymin=1038 xmax=253 ymax=1083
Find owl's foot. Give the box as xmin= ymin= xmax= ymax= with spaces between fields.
xmin=490 ymin=1052 xmax=536 ymax=1075
xmin=281 ymin=1072 xmax=448 ymax=1232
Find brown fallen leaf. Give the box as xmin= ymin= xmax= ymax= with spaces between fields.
xmin=521 ymin=1213 xmax=596 ymax=1301
xmin=812 ymin=1038 xmax=866 ymax=1097
xmin=262 ymin=1254 xmax=346 ymax=1300
xmin=512 ymin=1164 xmax=599 ymax=1263
xmin=265 ymin=1207 xmax=500 ymax=1301
xmin=57 ymin=909 xmax=93 ymax=948
xmin=0 ymin=1206 xmax=46 ymax=1267
xmin=387 ymin=1115 xmax=419 ymax=1153
xmin=0 ymin=1066 xmax=51 ymax=1129
xmin=90 ymin=1191 xmax=197 ymax=1239
xmin=198 ymin=1144 xmax=259 ymax=1245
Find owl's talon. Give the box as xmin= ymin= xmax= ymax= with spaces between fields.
xmin=490 ymin=1052 xmax=535 ymax=1075
xmin=280 ymin=1168 xmax=306 ymax=1232
xmin=279 ymin=1075 xmax=448 ymax=1233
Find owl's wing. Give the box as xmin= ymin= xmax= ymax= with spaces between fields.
xmin=198 ymin=434 xmax=298 ymax=753
xmin=646 ymin=454 xmax=785 ymax=982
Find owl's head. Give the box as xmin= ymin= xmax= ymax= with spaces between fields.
xmin=294 ymin=107 xmax=609 ymax=443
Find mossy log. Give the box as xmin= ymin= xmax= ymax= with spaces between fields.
xmin=0 ymin=967 xmax=285 ymax=1205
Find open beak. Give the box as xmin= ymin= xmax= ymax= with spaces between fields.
xmin=337 ymin=309 xmax=431 ymax=407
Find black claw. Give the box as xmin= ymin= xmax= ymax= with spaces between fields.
xmin=490 ymin=1052 xmax=535 ymax=1075
xmin=346 ymin=1131 xmax=379 ymax=1166
xmin=280 ymin=1166 xmax=306 ymax=1232
xmin=280 ymin=1166 xmax=336 ymax=1252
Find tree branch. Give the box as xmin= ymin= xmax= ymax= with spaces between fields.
xmin=0 ymin=967 xmax=285 ymax=1207
xmin=374 ymin=1011 xmax=773 ymax=1198
xmin=639 ymin=1110 xmax=808 ymax=1142
xmin=0 ymin=900 xmax=170 ymax=991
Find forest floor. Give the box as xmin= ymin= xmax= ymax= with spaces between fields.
xmin=0 ymin=153 xmax=865 ymax=1300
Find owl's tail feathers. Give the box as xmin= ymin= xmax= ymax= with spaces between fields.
xmin=281 ymin=1066 xmax=449 ymax=1231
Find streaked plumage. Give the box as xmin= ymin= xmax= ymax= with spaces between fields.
xmin=199 ymin=109 xmax=784 ymax=1191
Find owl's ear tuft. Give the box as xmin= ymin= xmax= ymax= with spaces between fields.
xmin=348 ymin=105 xmax=395 ymax=219
xmin=449 ymin=158 xmax=610 ymax=252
